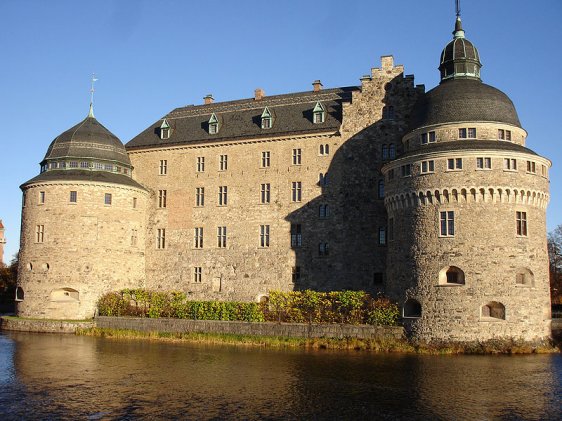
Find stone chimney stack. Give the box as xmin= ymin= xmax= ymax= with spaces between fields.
xmin=254 ymin=88 xmax=265 ymax=101
xmin=312 ymin=80 xmax=323 ymax=92
xmin=204 ymin=94 xmax=214 ymax=105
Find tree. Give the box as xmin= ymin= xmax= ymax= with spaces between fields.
xmin=0 ymin=254 xmax=18 ymax=311
xmin=548 ymin=225 xmax=562 ymax=305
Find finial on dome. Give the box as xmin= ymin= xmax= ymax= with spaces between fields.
xmin=88 ymin=73 xmax=98 ymax=118
xmin=453 ymin=0 xmax=465 ymax=38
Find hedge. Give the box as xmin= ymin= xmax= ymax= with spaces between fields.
xmin=97 ymin=289 xmax=399 ymax=326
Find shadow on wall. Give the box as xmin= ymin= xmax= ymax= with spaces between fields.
xmin=285 ymin=74 xmax=412 ymax=295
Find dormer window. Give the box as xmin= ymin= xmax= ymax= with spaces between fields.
xmin=160 ymin=119 xmax=171 ymax=140
xmin=313 ymin=102 xmax=325 ymax=124
xmin=261 ymin=107 xmax=273 ymax=129
xmin=208 ymin=113 xmax=219 ymax=134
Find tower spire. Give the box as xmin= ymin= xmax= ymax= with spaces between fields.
xmin=88 ymin=73 xmax=98 ymax=118
xmin=453 ymin=0 xmax=465 ymax=38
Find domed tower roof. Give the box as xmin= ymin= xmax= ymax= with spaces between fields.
xmin=409 ymin=15 xmax=521 ymax=131
xmin=22 ymin=105 xmax=143 ymax=189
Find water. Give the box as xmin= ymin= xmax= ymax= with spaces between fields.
xmin=0 ymin=332 xmax=561 ymax=420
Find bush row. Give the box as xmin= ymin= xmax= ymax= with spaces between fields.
xmin=97 ymin=289 xmax=399 ymax=326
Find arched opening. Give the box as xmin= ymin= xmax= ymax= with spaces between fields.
xmin=15 ymin=287 xmax=24 ymax=301
xmin=27 ymin=263 xmax=33 ymax=271
xmin=439 ymin=266 xmax=465 ymax=285
xmin=256 ymin=294 xmax=269 ymax=304
xmin=41 ymin=263 xmax=50 ymax=271
xmin=403 ymin=299 xmax=421 ymax=318
xmin=481 ymin=302 xmax=505 ymax=320
xmin=50 ymin=288 xmax=79 ymax=302
xmin=515 ymin=268 xmax=534 ymax=287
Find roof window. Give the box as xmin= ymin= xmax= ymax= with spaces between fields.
xmin=261 ymin=107 xmax=273 ymax=129
xmin=313 ymin=102 xmax=325 ymax=124
xmin=160 ymin=119 xmax=171 ymax=140
xmin=208 ymin=113 xmax=219 ymax=135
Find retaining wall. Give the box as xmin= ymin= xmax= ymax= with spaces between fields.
xmin=95 ymin=316 xmax=405 ymax=340
xmin=0 ymin=317 xmax=94 ymax=334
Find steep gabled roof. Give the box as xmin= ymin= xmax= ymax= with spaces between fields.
xmin=126 ymin=87 xmax=357 ymax=150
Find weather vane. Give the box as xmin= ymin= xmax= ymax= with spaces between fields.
xmin=90 ymin=73 xmax=99 ymax=106
xmin=456 ymin=0 xmax=461 ymax=17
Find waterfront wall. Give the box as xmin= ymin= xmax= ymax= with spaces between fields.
xmin=95 ymin=316 xmax=405 ymax=340
xmin=0 ymin=317 xmax=94 ymax=333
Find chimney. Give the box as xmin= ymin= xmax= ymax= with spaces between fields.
xmin=204 ymin=94 xmax=214 ymax=105
xmin=312 ymin=80 xmax=323 ymax=92
xmin=254 ymin=88 xmax=265 ymax=101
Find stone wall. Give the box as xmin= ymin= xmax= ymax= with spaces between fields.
xmin=0 ymin=317 xmax=94 ymax=334
xmin=95 ymin=316 xmax=405 ymax=340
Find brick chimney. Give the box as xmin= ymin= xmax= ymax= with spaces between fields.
xmin=312 ymin=80 xmax=323 ymax=92
xmin=254 ymin=88 xmax=265 ymax=101
xmin=204 ymin=94 xmax=214 ymax=105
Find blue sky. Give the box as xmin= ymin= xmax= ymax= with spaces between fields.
xmin=0 ymin=0 xmax=560 ymax=262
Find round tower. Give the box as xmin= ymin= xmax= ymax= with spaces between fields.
xmin=16 ymin=105 xmax=148 ymax=319
xmin=382 ymin=16 xmax=552 ymax=342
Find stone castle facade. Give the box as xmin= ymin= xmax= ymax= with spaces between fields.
xmin=16 ymin=15 xmax=552 ymax=342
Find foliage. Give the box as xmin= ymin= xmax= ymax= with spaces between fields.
xmin=0 ymin=255 xmax=18 ymax=308
xmin=96 ymin=289 xmax=399 ymax=326
xmin=548 ymin=224 xmax=562 ymax=304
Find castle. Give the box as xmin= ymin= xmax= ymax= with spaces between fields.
xmin=16 ymin=13 xmax=552 ymax=342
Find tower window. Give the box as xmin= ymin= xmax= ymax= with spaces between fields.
xmin=504 ymin=158 xmax=517 ymax=171
xmin=158 ymin=190 xmax=167 ymax=208
xmin=292 ymin=148 xmax=302 ymax=165
xmin=260 ymin=183 xmax=271 ymax=204
xmin=382 ymin=106 xmax=395 ymax=119
xmin=291 ymin=182 xmax=302 ymax=202
xmin=476 ymin=157 xmax=492 ymax=169
xmin=197 ymin=157 xmax=205 ymax=172
xmin=194 ymin=227 xmax=204 ymax=249
xmin=440 ymin=211 xmax=455 ymax=237
xmin=378 ymin=180 xmax=385 ymax=199
xmin=39 ymin=191 xmax=45 ymax=204
xmin=261 ymin=151 xmax=271 ymax=168
xmin=193 ymin=267 xmax=202 ymax=283
xmin=516 ymin=211 xmax=527 ymax=236
xmin=420 ymin=160 xmax=435 ymax=174
xmin=219 ymin=154 xmax=228 ymax=171
xmin=319 ymin=144 xmax=330 ymax=156
xmin=319 ymin=204 xmax=329 ymax=219
xmin=290 ymin=224 xmax=302 ymax=248
xmin=403 ymin=299 xmax=421 ymax=318
xmin=217 ymin=226 xmax=227 ymax=248
xmin=318 ymin=242 xmax=329 ymax=256
xmin=218 ymin=186 xmax=228 ymax=206
xmin=260 ymin=225 xmax=270 ymax=248
xmin=159 ymin=160 xmax=168 ymax=175
xmin=447 ymin=158 xmax=463 ymax=170
xmin=36 ymin=225 xmax=44 ymax=243
xmin=196 ymin=187 xmax=205 ymax=207
xmin=157 ymin=228 xmax=166 ymax=249
xmin=526 ymin=161 xmax=536 ymax=174
xmin=400 ymin=164 xmax=411 ymax=177
xmin=69 ymin=191 xmax=77 ymax=203
xmin=379 ymin=226 xmax=386 ymax=245
xmin=104 ymin=193 xmax=112 ymax=205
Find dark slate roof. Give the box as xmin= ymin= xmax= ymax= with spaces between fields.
xmin=43 ymin=116 xmax=131 ymax=166
xmin=126 ymin=88 xmax=357 ymax=150
xmin=21 ymin=170 xmax=146 ymax=190
xmin=409 ymin=79 xmax=521 ymax=130
xmin=398 ymin=140 xmax=538 ymax=160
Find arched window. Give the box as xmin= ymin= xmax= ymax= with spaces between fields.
xmin=515 ymin=268 xmax=534 ymax=286
xmin=439 ymin=266 xmax=465 ymax=285
xmin=15 ymin=287 xmax=24 ymax=301
xmin=481 ymin=302 xmax=505 ymax=320
xmin=403 ymin=299 xmax=421 ymax=318
xmin=50 ymin=288 xmax=80 ymax=302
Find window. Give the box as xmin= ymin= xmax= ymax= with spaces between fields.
xmin=39 ymin=191 xmax=45 ymax=204
xmin=194 ymin=227 xmax=204 ymax=248
xmin=157 ymin=228 xmax=166 ymax=249
xmin=70 ymin=161 xmax=79 ymax=168
xmin=219 ymin=154 xmax=228 ymax=171
xmin=498 ymin=129 xmax=512 ymax=141
xmin=291 ymin=181 xmax=302 ymax=202
xmin=292 ymin=266 xmax=301 ymax=282
xmin=420 ymin=160 xmax=435 ymax=174
xmin=133 ymin=197 xmax=137 ymax=208
xmin=319 ymin=242 xmax=329 ymax=256
xmin=440 ymin=211 xmax=455 ymax=237
xmin=290 ymin=224 xmax=302 ymax=248
xmin=373 ymin=273 xmax=383 ymax=285
xmin=526 ymin=161 xmax=536 ymax=174
xmin=159 ymin=160 xmax=168 ymax=175
xmin=15 ymin=287 xmax=24 ymax=301
xmin=260 ymin=183 xmax=270 ymax=204
xmin=319 ymin=144 xmax=330 ymax=156
xmin=447 ymin=158 xmax=463 ymax=170
xmin=421 ymin=133 xmax=428 ymax=145
xmin=481 ymin=302 xmax=505 ymax=320
xmin=261 ymin=107 xmax=273 ymax=129
xmin=196 ymin=187 xmax=205 ymax=207
xmin=160 ymin=119 xmax=170 ymax=139
xmin=515 ymin=268 xmax=534 ymax=286
xmin=319 ymin=173 xmax=328 ymax=186
xmin=389 ymin=144 xmax=396 ymax=159
xmin=319 ymin=204 xmax=329 ymax=219
xmin=382 ymin=105 xmax=394 ymax=119
xmin=197 ymin=156 xmax=205 ymax=172
xmin=217 ymin=226 xmax=227 ymax=248
xmin=403 ymin=299 xmax=421 ymax=318
xmin=260 ymin=225 xmax=270 ymax=248
xmin=504 ymin=158 xmax=517 ymax=171
xmin=36 ymin=224 xmax=44 ymax=243
xmin=80 ymin=161 xmax=89 ymax=168
xmin=69 ymin=191 xmax=77 ymax=203
xmin=104 ymin=164 xmax=113 ymax=171
xmin=131 ymin=229 xmax=138 ymax=246
xmin=476 ymin=157 xmax=492 ymax=169
xmin=382 ymin=144 xmax=389 ymax=160
xmin=439 ymin=266 xmax=465 ymax=285
xmin=218 ymin=186 xmax=228 ymax=206
xmin=261 ymin=151 xmax=271 ymax=168
xmin=378 ymin=180 xmax=385 ymax=199
xmin=428 ymin=131 xmax=436 ymax=143
xmin=193 ymin=267 xmax=202 ymax=283
xmin=516 ymin=211 xmax=527 ymax=236
xmin=379 ymin=227 xmax=386 ymax=245
xmin=388 ymin=217 xmax=394 ymax=241
xmin=401 ymin=164 xmax=411 ymax=177
xmin=458 ymin=128 xmax=476 ymax=139
xmin=104 ymin=193 xmax=112 ymax=205
xmin=292 ymin=148 xmax=302 ymax=165
xmin=313 ymin=101 xmax=325 ymax=123
xmin=158 ymin=190 xmax=167 ymax=208
xmin=208 ymin=113 xmax=219 ymax=134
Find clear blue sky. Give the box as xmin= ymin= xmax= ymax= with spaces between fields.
xmin=0 ymin=0 xmax=560 ymax=262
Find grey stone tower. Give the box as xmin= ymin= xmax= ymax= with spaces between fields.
xmin=382 ymin=15 xmax=552 ymax=342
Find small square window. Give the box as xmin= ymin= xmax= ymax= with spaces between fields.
xmin=69 ymin=191 xmax=77 ymax=203
xmin=104 ymin=193 xmax=112 ymax=205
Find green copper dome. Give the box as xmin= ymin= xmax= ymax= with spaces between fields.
xmin=439 ymin=17 xmax=482 ymax=82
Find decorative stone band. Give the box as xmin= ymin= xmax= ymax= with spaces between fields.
xmin=384 ymin=186 xmax=549 ymax=211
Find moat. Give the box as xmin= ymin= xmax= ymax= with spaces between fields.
xmin=0 ymin=332 xmax=561 ymax=420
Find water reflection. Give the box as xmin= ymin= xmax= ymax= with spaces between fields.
xmin=1 ymin=332 xmax=561 ymax=420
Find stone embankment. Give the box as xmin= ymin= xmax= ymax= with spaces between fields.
xmin=0 ymin=316 xmax=94 ymax=333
